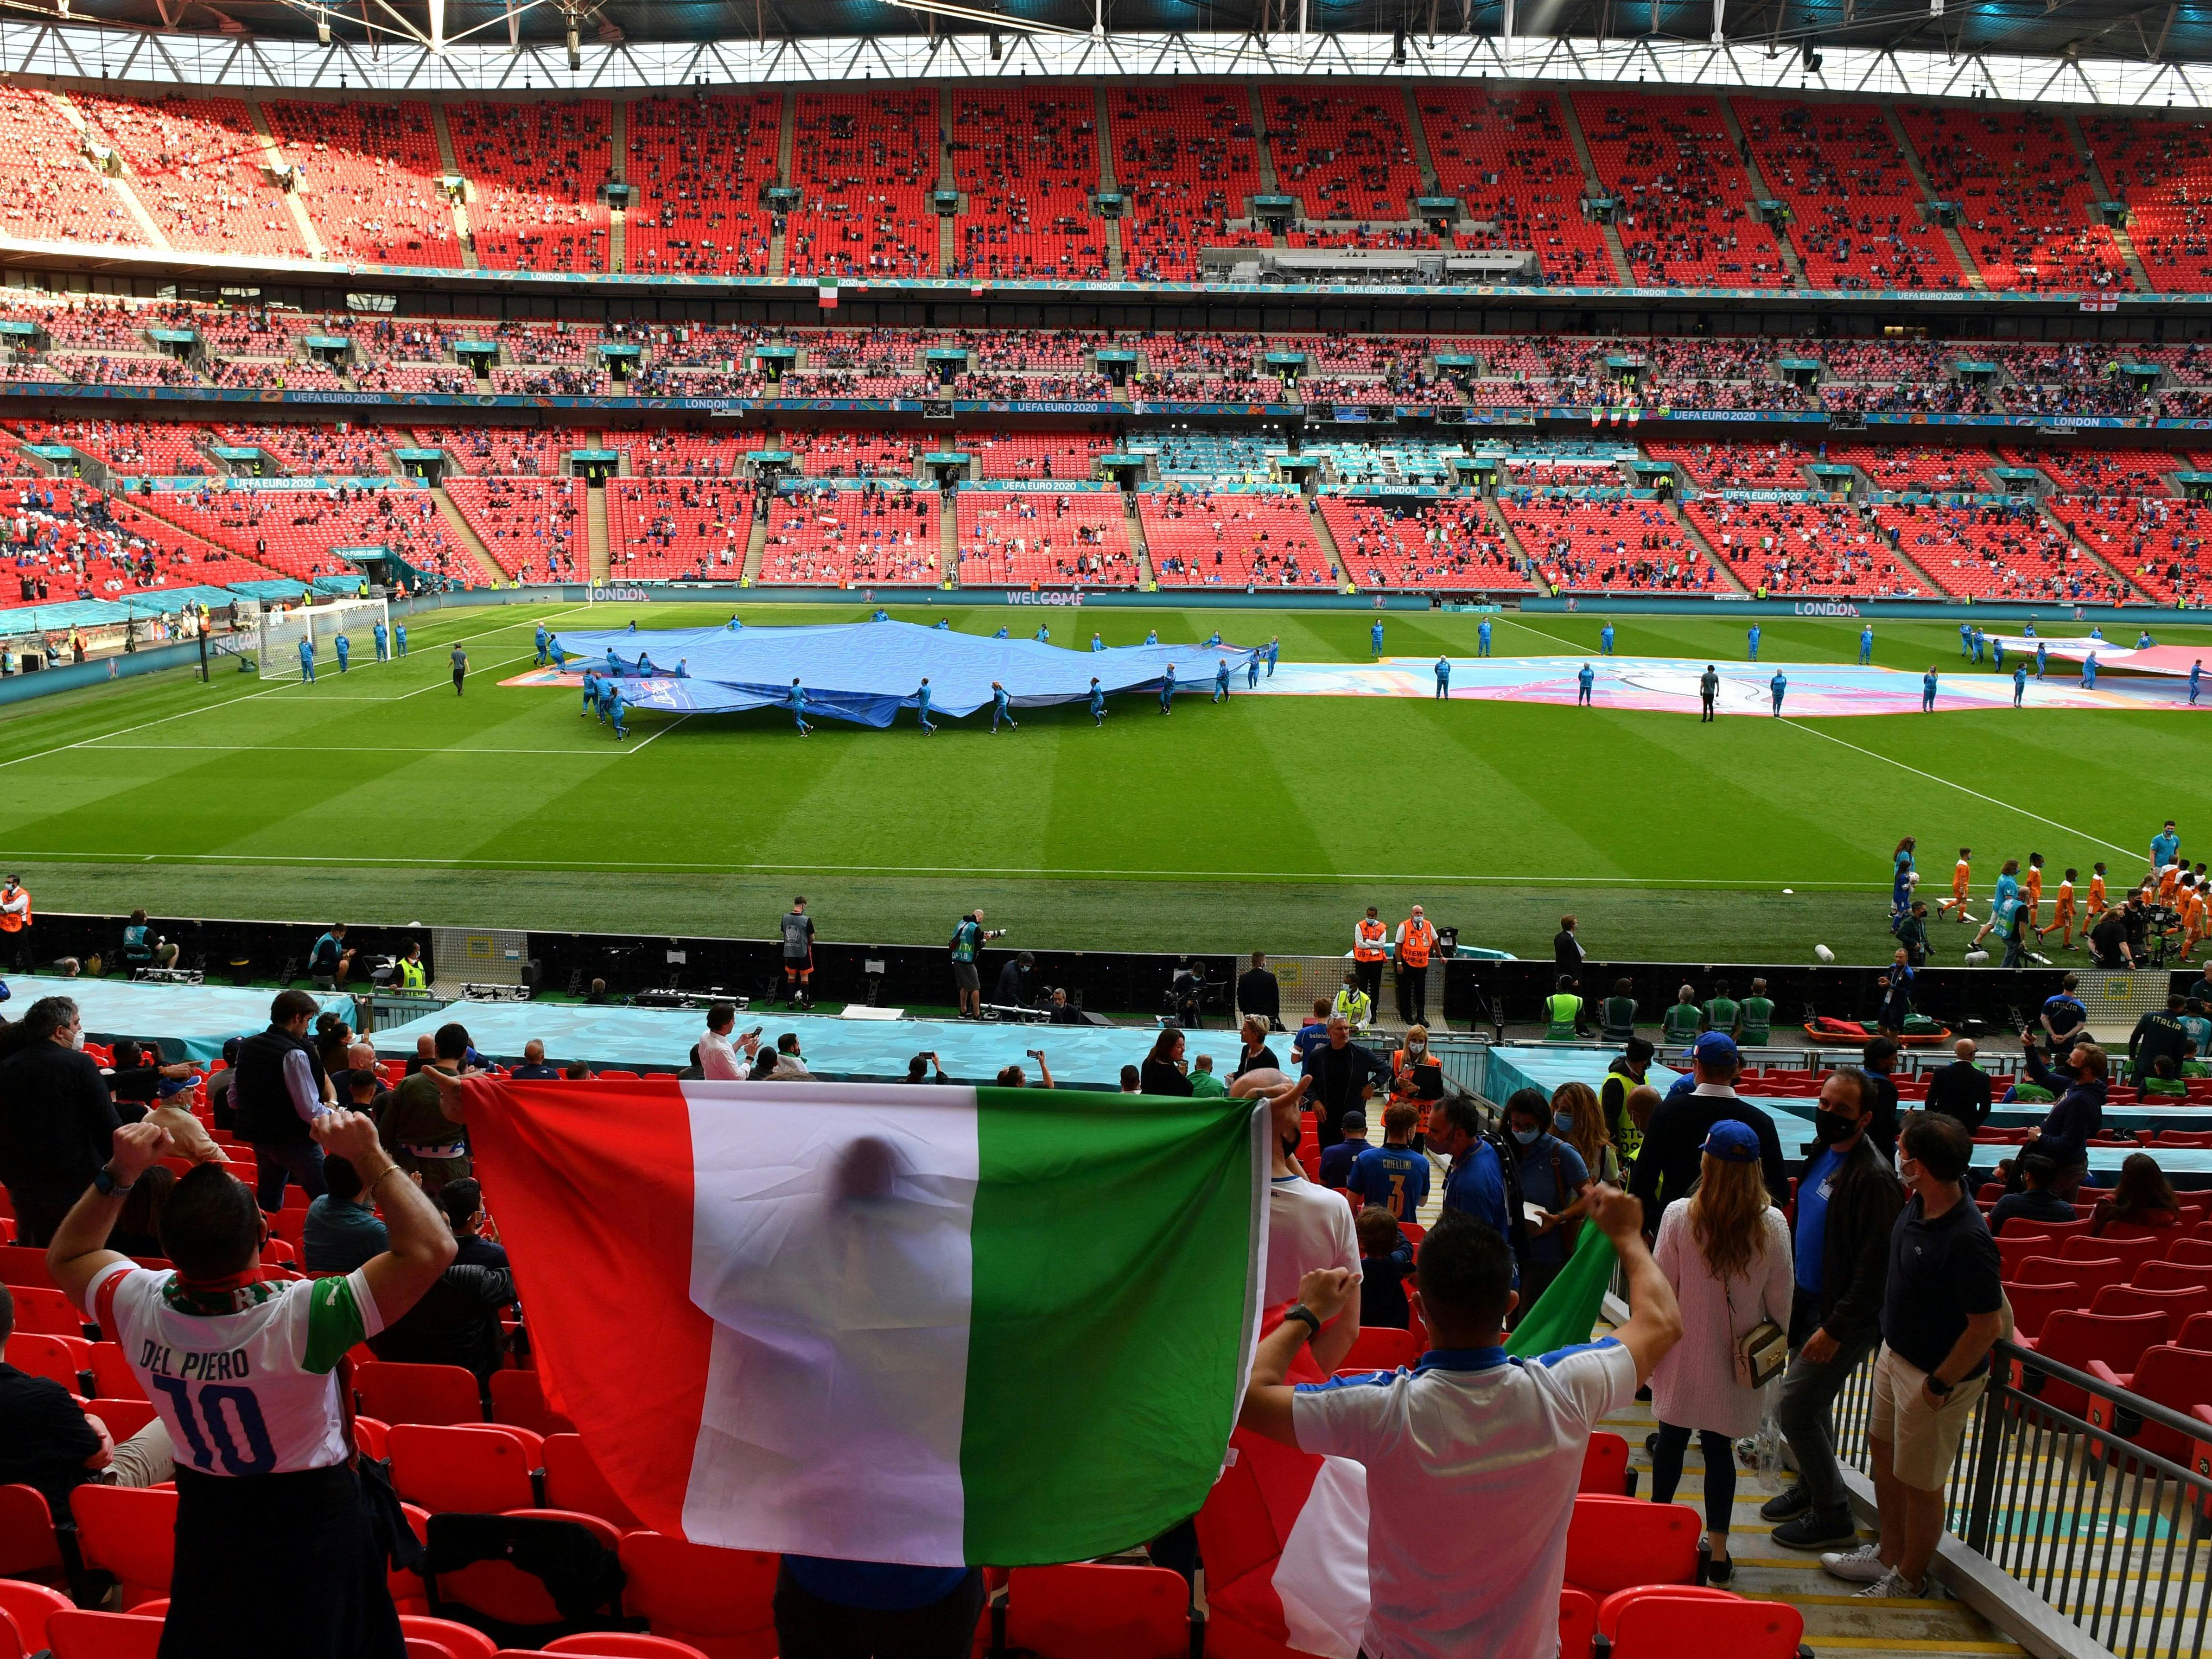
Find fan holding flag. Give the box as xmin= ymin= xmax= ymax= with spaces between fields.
xmin=1235 ymin=1188 xmax=1683 ymax=1659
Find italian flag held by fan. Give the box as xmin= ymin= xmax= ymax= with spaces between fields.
xmin=465 ymin=1078 xmax=1270 ymax=1567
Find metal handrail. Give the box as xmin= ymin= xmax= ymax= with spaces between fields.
xmin=1830 ymin=1334 xmax=2212 ymax=1659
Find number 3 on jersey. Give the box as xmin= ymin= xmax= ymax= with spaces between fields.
xmin=148 ymin=1376 xmax=278 ymax=1474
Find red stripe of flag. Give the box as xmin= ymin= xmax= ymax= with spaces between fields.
xmin=465 ymin=1078 xmax=712 ymax=1538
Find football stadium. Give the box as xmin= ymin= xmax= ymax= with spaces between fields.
xmin=8 ymin=0 xmax=2212 ymax=1654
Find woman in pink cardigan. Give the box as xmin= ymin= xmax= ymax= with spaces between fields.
xmin=1647 ymin=1119 xmax=1795 ymax=1583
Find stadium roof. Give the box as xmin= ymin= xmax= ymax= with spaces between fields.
xmin=37 ymin=0 xmax=2212 ymax=62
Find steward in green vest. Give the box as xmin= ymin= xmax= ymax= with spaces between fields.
xmin=1544 ymin=977 xmax=1587 ymax=1041
xmin=1737 ymin=979 xmax=1774 ymax=1047
xmin=1702 ymin=980 xmax=1740 ymax=1037
xmin=1598 ymin=978 xmax=1639 ymax=1043
xmin=395 ymin=946 xmax=427 ymax=992
xmin=1661 ymin=987 xmax=1702 ymax=1045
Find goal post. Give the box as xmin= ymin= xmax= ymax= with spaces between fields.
xmin=259 ymin=597 xmax=390 ymax=681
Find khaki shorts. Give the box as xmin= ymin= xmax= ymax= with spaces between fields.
xmin=1870 ymin=1344 xmax=1986 ymax=1491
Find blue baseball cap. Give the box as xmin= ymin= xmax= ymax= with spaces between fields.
xmin=1693 ymin=1031 xmax=1739 ymax=1067
xmin=1701 ymin=1119 xmax=1761 ymax=1163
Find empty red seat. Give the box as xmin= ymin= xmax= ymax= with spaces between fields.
xmin=1581 ymin=1431 xmax=1634 ymax=1496
xmin=1596 ymin=1586 xmax=1804 ymax=1659
xmin=2016 ymin=1255 xmax=2132 ymax=1297
xmin=1996 ymin=1233 xmax=2061 ymax=1277
xmin=1003 ymin=1563 xmax=1187 ymax=1659
xmin=617 ymin=1530 xmax=779 ymax=1659
xmin=541 ymin=1435 xmax=642 ymax=1529
xmin=0 ymin=1485 xmax=66 ymax=1588
xmin=0 ymin=1246 xmax=58 ymax=1287
xmin=389 ymin=1424 xmax=544 ymax=1514
xmin=1559 ymin=1587 xmax=1599 ymax=1659
xmin=2088 ymin=1344 xmax=2212 ymax=1463
xmin=2020 ymin=1311 xmax=2170 ymax=1418
xmin=0 ymin=1582 xmax=72 ymax=1653
xmin=2093 ymin=1283 xmax=2210 ymax=1335
xmin=398 ymin=1615 xmax=500 ymax=1659
xmin=2141 ymin=1261 xmax=2212 ymax=1297
xmin=2172 ymin=1239 xmax=2212 ymax=1267
xmin=544 ymin=1636 xmax=713 ymax=1659
xmin=44 ymin=1610 xmax=163 ymax=1659
xmin=356 ymin=1361 xmax=484 ymax=1426
xmin=83 ymin=1398 xmax=159 ymax=1440
xmin=2028 ymin=1217 xmax=2098 ymax=1239
xmin=2181 ymin=1313 xmax=2212 ymax=1353
xmin=71 ymin=1485 xmax=177 ymax=1608
xmin=9 ymin=1332 xmax=92 ymax=1395
xmin=2001 ymin=1280 xmax=2078 ymax=1341
xmin=88 ymin=1343 xmax=145 ymax=1401
xmin=6 ymin=1284 xmax=91 ymax=1338
xmin=2066 ymin=1234 xmax=2165 ymax=1272
xmin=489 ymin=1369 xmax=576 ymax=1437
xmin=1564 ymin=1497 xmax=1704 ymax=1598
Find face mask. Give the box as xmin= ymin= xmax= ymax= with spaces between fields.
xmin=1407 ymin=1039 xmax=1427 ymax=1055
xmin=69 ymin=1027 xmax=85 ymax=1051
xmin=1512 ymin=1126 xmax=1541 ymax=1146
xmin=1813 ymin=1110 xmax=1856 ymax=1144
xmin=1554 ymin=1112 xmax=1575 ymax=1134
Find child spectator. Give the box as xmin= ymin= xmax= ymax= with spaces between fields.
xmin=1357 ymin=1206 xmax=1414 ymax=1332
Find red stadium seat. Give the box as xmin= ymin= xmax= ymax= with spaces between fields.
xmin=6 ymin=1283 xmax=92 ymax=1338
xmin=541 ymin=1435 xmax=642 ymax=1529
xmin=70 ymin=1485 xmax=177 ymax=1608
xmin=0 ymin=1246 xmax=59 ymax=1287
xmin=1596 ymin=1586 xmax=1805 ymax=1659
xmin=2001 ymin=1280 xmax=2079 ymax=1342
xmin=1996 ymin=1234 xmax=2062 ymax=1278
xmin=1339 ymin=1327 xmax=1418 ymax=1373
xmin=2171 ymin=1239 xmax=2212 ymax=1267
xmin=356 ymin=1361 xmax=485 ymax=1426
xmin=89 ymin=1343 xmax=146 ymax=1401
xmin=399 ymin=1616 xmax=501 ymax=1659
xmin=1564 ymin=1496 xmax=1705 ymax=1598
xmin=407 ymin=1640 xmax=458 ymax=1659
xmin=616 ymin=1530 xmax=779 ymax=1659
xmin=2087 ymin=1346 xmax=2212 ymax=1463
xmin=44 ymin=1610 xmax=163 ymax=1659
xmin=389 ymin=1423 xmax=545 ymax=1513
xmin=2181 ymin=1313 xmax=2212 ymax=1354
xmin=544 ymin=1636 xmax=714 ymax=1659
xmin=1003 ymin=1563 xmax=1188 ymax=1659
xmin=2093 ymin=1283 xmax=2212 ymax=1336
xmin=2015 ymin=1255 xmax=2132 ymax=1297
xmin=0 ymin=1582 xmax=72 ymax=1653
xmin=2066 ymin=1235 xmax=2166 ymax=1273
xmin=489 ymin=1369 xmax=576 ymax=1437
xmin=1559 ymin=1587 xmax=1599 ymax=1659
xmin=2019 ymin=1311 xmax=2170 ymax=1418
xmin=2141 ymin=1261 xmax=2212 ymax=1297
xmin=1580 ymin=1431 xmax=1635 ymax=1496
xmin=0 ymin=1483 xmax=67 ymax=1584
xmin=9 ymin=1332 xmax=92 ymax=1395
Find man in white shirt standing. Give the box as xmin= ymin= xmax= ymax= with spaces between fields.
xmin=1239 ymin=1188 xmax=1681 ymax=1659
xmin=1251 ymin=1074 xmax=1362 ymax=1374
xmin=699 ymin=1003 xmax=750 ymax=1081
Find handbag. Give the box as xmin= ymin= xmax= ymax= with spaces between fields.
xmin=1725 ymin=1280 xmax=1789 ymax=1390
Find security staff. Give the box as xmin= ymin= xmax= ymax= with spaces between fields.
xmin=1352 ymin=906 xmax=1389 ymax=1010
xmin=1543 ymin=976 xmax=1587 ymax=1041
xmin=1395 ymin=904 xmax=1439 ymax=1026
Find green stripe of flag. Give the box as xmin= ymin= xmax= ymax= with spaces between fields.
xmin=960 ymin=1087 xmax=1266 ymax=1565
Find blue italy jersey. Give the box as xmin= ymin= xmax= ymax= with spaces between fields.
xmin=1350 ymin=1145 xmax=1431 ymax=1223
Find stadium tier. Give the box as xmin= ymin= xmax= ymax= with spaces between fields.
xmin=955 ymin=489 xmax=1137 ymax=586
xmin=1138 ymin=488 xmax=1334 ymax=587
xmin=263 ymin=99 xmax=460 ymax=267
xmin=447 ymin=100 xmax=615 ymax=273
xmin=604 ymin=476 xmax=757 ymax=578
xmin=624 ymin=91 xmax=780 ymax=278
xmin=756 ymin=484 xmax=941 ymax=585
xmin=1110 ymin=84 xmax=1267 ymax=281
xmin=1416 ymin=89 xmax=1616 ymax=284
xmin=786 ymin=89 xmax=939 ymax=278
xmin=1494 ymin=492 xmax=1723 ymax=594
xmin=1318 ymin=496 xmax=1524 ymax=589
xmin=1900 ymin=104 xmax=2129 ymax=293
xmin=443 ymin=476 xmax=586 ymax=580
xmin=1572 ymin=90 xmax=1792 ymax=288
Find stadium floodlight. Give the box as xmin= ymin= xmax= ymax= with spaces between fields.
xmin=566 ymin=21 xmax=580 ymax=65
xmin=881 ymin=0 xmax=1092 ymax=34
xmin=316 ymin=7 xmax=330 ymax=41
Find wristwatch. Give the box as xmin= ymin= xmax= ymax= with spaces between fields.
xmin=1282 ymin=1304 xmax=1322 ymax=1340
xmin=93 ymin=1166 xmax=134 ymax=1198
xmin=1925 ymin=1374 xmax=1954 ymax=1397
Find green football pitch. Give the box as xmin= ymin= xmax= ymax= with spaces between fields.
xmin=3 ymin=600 xmax=2208 ymax=968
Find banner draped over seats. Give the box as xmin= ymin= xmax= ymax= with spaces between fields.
xmin=549 ymin=619 xmax=1259 ymax=725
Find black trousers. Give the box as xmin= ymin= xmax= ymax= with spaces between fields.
xmin=1700 ymin=693 xmax=1716 ymax=722
xmin=1398 ymin=965 xmax=1427 ymax=1026
xmin=1355 ymin=958 xmax=1384 ymax=1007
xmin=773 ymin=1564 xmax=985 ymax=1659
xmin=1650 ymin=1424 xmax=1737 ymax=1531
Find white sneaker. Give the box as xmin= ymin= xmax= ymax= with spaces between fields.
xmin=1856 ymin=1568 xmax=1926 ymax=1599
xmin=1822 ymin=1544 xmax=1888 ymax=1583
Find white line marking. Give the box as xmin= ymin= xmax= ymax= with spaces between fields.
xmin=74 ymin=744 xmax=624 ymax=756
xmin=0 ymin=847 xmax=1894 ymax=885
xmin=0 ymin=604 xmax=593 ymax=765
xmin=626 ymin=712 xmax=691 ymax=752
xmin=1777 ymin=718 xmax=2139 ymax=860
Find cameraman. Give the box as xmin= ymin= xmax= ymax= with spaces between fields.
xmin=2089 ymin=902 xmax=2133 ymax=969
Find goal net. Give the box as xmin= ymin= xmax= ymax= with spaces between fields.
xmin=259 ymin=597 xmax=390 ymax=681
